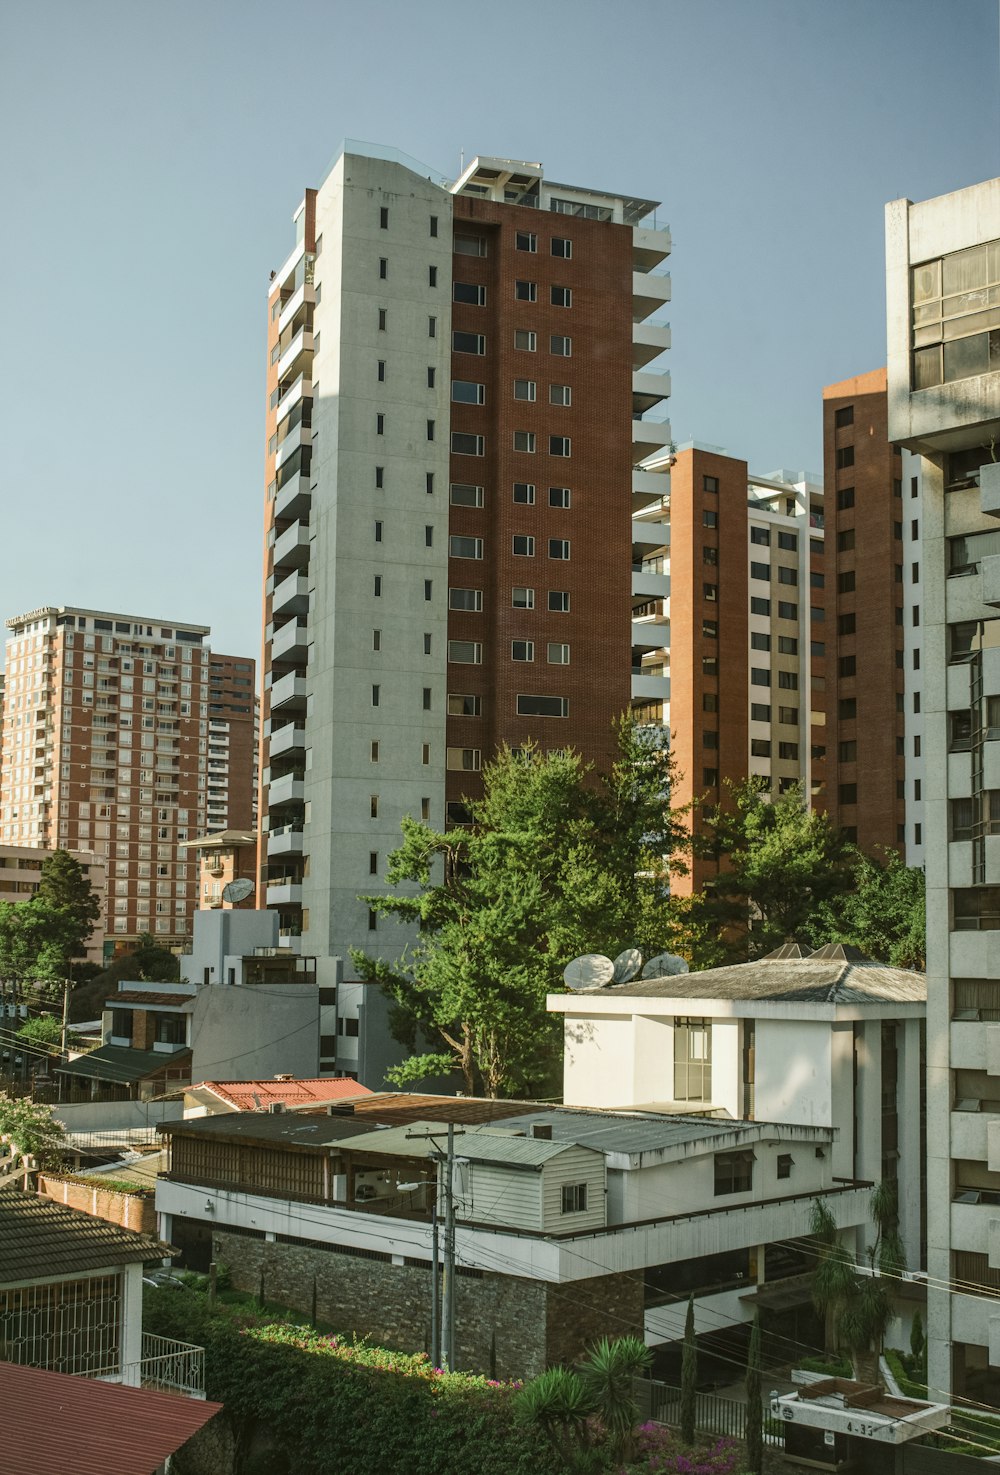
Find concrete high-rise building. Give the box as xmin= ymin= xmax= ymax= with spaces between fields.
xmin=821 ymin=369 xmax=908 ymax=854
xmin=631 ymin=444 xmax=825 ymax=892
xmin=206 ymin=654 xmax=258 ymax=833
xmin=886 ymin=176 xmax=1000 ymax=1405
xmin=0 ymin=607 xmax=255 ymax=953
xmin=259 ymin=143 xmax=672 ymax=1020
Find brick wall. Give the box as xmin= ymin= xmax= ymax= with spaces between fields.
xmin=37 ymin=1173 xmax=157 ymax=1234
xmin=213 ymin=1230 xmax=641 ymax=1379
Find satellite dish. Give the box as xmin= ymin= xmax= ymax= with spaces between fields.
xmin=222 ymin=878 xmax=255 ymax=905
xmin=562 ymin=954 xmax=615 ymax=991
xmin=612 ymin=947 xmax=644 ymax=984
xmin=640 ymin=951 xmax=690 ymax=979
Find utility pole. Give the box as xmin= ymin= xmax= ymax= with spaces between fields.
xmin=60 ymin=979 xmax=70 ymax=1055
xmin=407 ymin=1125 xmax=464 ymax=1371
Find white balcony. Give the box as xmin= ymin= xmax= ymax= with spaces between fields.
xmin=632 ymin=418 xmax=672 ymax=460
xmin=104 ymin=1334 xmax=205 ymax=1399
xmin=633 ymin=369 xmax=671 ymax=412
xmin=952 ymin=1199 xmax=989 ymax=1255
xmin=275 ymin=474 xmax=312 ymax=522
xmin=277 ymin=328 xmax=313 ymax=383
xmin=268 ymin=825 xmax=304 ymax=858
xmin=952 ymin=1109 xmax=988 ymax=1161
xmin=269 ymin=672 xmax=307 ymax=713
xmin=275 ymin=422 xmax=311 ymax=469
xmin=952 ymin=1021 xmax=988 ymax=1072
xmin=632 ymin=569 xmax=669 ymax=599
xmin=633 ymin=322 xmax=671 ymax=370
xmin=632 ymin=271 xmax=671 ymax=322
xmin=273 ymin=522 xmax=311 ymax=574
xmin=632 ymin=605 xmax=669 ymax=651
xmin=266 ymin=880 xmax=303 ymax=908
xmin=275 ymin=375 xmax=312 ymax=429
xmin=278 ymin=281 xmax=316 ymax=336
xmin=633 ymin=469 xmax=669 ymax=512
xmin=633 ymin=224 xmax=671 ymax=273
xmin=632 ymin=672 xmax=670 ymax=701
xmin=268 ymin=772 xmax=304 ymax=809
xmin=632 ymin=517 xmax=669 ymax=548
xmin=269 ymin=723 xmax=306 ymax=760
xmin=271 ymin=571 xmax=310 ymax=616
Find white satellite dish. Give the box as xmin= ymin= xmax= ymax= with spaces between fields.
xmin=222 ymin=878 xmax=255 ymax=905
xmin=612 ymin=947 xmax=644 ymax=984
xmin=640 ymin=951 xmax=690 ymax=979
xmin=562 ymin=954 xmax=615 ymax=991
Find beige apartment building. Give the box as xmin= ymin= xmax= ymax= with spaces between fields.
xmin=632 ymin=445 xmax=825 ymax=891
xmin=0 ymin=607 xmax=255 ymax=955
xmin=0 ymin=843 xmax=106 ymax=967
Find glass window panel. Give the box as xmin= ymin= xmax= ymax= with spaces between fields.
xmin=944 ymin=333 xmax=990 ymax=382
xmin=943 ymin=245 xmax=989 ymax=295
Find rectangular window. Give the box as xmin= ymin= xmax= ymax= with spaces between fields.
xmin=551 ymin=285 xmax=572 ymax=306
xmin=513 ymin=536 xmax=535 ymax=557
xmin=778 ymin=670 xmax=799 ymax=690
xmin=750 ymin=562 xmax=770 ymax=581
xmin=446 ymin=747 xmax=481 ymax=771
xmin=750 ymin=526 xmax=770 ymax=546
xmin=750 ymin=597 xmax=771 ymax=616
xmin=374 ymin=575 xmax=383 ymax=596
xmin=378 ymin=308 xmax=387 ymax=330
xmin=750 ymin=738 xmax=771 ymax=757
xmin=448 ymin=641 xmax=482 ymax=665
xmin=751 ymin=703 xmax=771 ymax=722
xmin=449 ymin=535 xmax=483 ymax=559
xmin=373 ymin=628 xmax=381 ymax=651
xmin=515 ymin=231 xmax=537 ymax=252
xmin=777 ymin=531 xmax=798 ymax=551
xmin=549 ymin=486 xmax=571 ymax=508
xmin=778 ymin=742 xmax=799 ymax=760
xmin=703 ymin=475 xmax=719 ymax=494
xmin=549 ymin=436 xmax=571 ymax=457
xmin=423 ymin=687 xmax=432 ymax=710
xmin=453 ymin=330 xmax=486 ymax=354
xmin=778 ymin=635 xmax=798 ymax=655
xmin=376 ymin=412 xmax=385 ymax=435
xmin=451 ymin=432 xmax=485 ymax=456
xmin=448 ymin=694 xmax=482 ymax=716
xmin=374 ymin=519 xmax=383 ymax=542
xmin=512 ymin=641 xmax=534 ymax=662
xmin=836 ymin=446 xmax=855 ymax=469
xmin=449 ymin=588 xmax=483 ymax=611
xmin=426 ymin=419 xmax=435 ymax=441
xmin=751 ymin=668 xmax=771 ymax=687
xmin=454 ymin=282 xmax=486 ymax=305
xmin=377 ymin=359 xmax=386 ymax=382
xmin=428 ymin=265 xmax=438 ymax=287
xmin=371 ymin=684 xmax=380 ymax=707
xmin=838 ymin=571 xmax=856 ymax=594
xmin=515 ymin=280 xmax=537 ymax=301
xmin=674 ymin=1017 xmax=711 ymax=1101
xmin=704 ymin=546 xmax=719 ymax=566
xmin=550 ymin=334 xmax=572 ymax=356
xmin=375 ymin=465 xmax=384 ymax=488
xmin=370 ymin=794 xmax=379 ymax=818
xmin=379 ymin=206 xmax=389 ymax=229
xmin=839 ymin=697 xmax=857 ymax=719
xmin=452 ymin=380 xmax=485 ymax=404
xmin=779 ymin=706 xmax=799 ymax=725
xmin=454 ymin=234 xmax=487 ymax=256
xmin=549 ymin=591 xmax=571 ymax=612
xmin=751 ymin=632 xmax=771 ymax=651
xmin=514 ymin=379 xmax=537 ymax=401
xmin=550 ymin=384 xmax=572 ymax=406
xmin=424 ymin=579 xmax=432 ymax=601
xmin=517 ymin=694 xmax=569 ymax=717
xmin=450 ymin=483 xmax=484 ymax=507
xmin=513 ymin=482 xmax=536 ymax=504
xmin=430 ymin=216 xmax=438 ymax=237
xmin=837 ymin=529 xmax=855 ymax=552
xmin=379 ymin=256 xmax=388 ymax=279
xmin=512 ymin=587 xmax=534 ymax=609
xmin=839 ymin=783 xmax=858 ymax=805
xmin=547 ymin=642 xmax=570 ymax=664
xmin=549 ymin=539 xmax=570 ymax=560
xmin=551 ymin=237 xmax=572 ymax=258
xmin=778 ymin=567 xmax=798 ymax=586
xmin=837 ymin=486 xmax=856 ymax=510
xmin=835 ymin=405 xmax=854 ymax=428
xmin=561 ymin=1183 xmax=587 ymax=1214
xmin=514 ymin=431 xmax=536 ymax=452
xmin=514 ymin=329 xmax=536 ymax=351
xmin=714 ymin=1150 xmax=754 ymax=1196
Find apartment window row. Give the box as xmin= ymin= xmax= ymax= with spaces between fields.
xmin=448 ymin=587 xmax=571 ymax=613
xmin=513 ymin=231 xmax=573 ymax=258
xmin=452 ymin=432 xmax=572 ymax=457
xmin=454 ymin=330 xmax=572 ymax=356
xmin=510 ymin=642 xmax=571 ymax=664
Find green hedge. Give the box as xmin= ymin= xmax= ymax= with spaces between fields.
xmin=146 ymin=1287 xmax=564 ymax=1475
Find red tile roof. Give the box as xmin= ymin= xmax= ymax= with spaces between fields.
xmin=198 ymin=1076 xmax=373 ymax=1111
xmin=0 ymin=1360 xmax=222 ymax=1474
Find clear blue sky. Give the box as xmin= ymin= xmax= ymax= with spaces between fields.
xmin=2 ymin=0 xmax=998 ymax=658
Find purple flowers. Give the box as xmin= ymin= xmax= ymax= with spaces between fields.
xmin=618 ymin=1426 xmax=741 ymax=1475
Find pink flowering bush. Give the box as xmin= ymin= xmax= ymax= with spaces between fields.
xmin=618 ymin=1423 xmax=742 ymax=1475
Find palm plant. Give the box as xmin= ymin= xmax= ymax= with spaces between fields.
xmin=809 ymin=1182 xmax=906 ymax=1384
xmin=514 ymin=1365 xmax=595 ymax=1466
xmin=578 ymin=1335 xmax=652 ymax=1462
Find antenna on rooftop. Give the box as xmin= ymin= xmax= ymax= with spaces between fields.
xmin=460 ymin=148 xmax=465 ymax=173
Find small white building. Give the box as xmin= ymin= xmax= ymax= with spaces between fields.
xmin=548 ymin=944 xmax=926 ymax=1270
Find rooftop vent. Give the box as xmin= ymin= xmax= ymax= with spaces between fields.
xmin=808 ymin=944 xmax=872 ymax=963
xmin=327 ymin=1102 xmax=356 ymax=1117
xmin=531 ymin=1123 xmax=553 ymax=1140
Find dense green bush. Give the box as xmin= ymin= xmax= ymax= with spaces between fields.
xmin=796 ymin=1353 xmax=854 ymax=1378
xmin=146 ymin=1287 xmax=562 ymax=1475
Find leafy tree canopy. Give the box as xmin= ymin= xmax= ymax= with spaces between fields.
xmin=16 ymin=1013 xmax=82 ymax=1050
xmin=352 ymin=722 xmax=690 ymax=1096
xmin=0 ymin=850 xmax=102 ymax=989
xmin=816 ymin=849 xmax=925 ymax=969
xmin=0 ymin=1091 xmax=66 ymax=1161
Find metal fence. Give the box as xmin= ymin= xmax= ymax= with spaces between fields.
xmin=642 ymin=1378 xmax=782 ymax=1447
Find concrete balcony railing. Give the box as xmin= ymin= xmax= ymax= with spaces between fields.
xmin=273 ymin=521 xmax=311 ymax=574
xmin=632 ymin=270 xmax=672 ymax=322
xmin=632 ymin=418 xmax=672 ymax=460
xmin=633 ymin=368 xmax=671 ymax=412
xmin=269 ymin=723 xmax=306 ymax=760
xmin=275 ymin=422 xmax=311 ymax=470
xmin=274 ymin=473 xmax=312 ymax=522
xmin=632 ymin=322 xmax=671 ymax=370
xmin=277 ymin=327 xmax=313 ymax=383
xmin=272 ymin=572 xmax=310 ymax=617
xmin=268 ymin=773 xmax=305 ymax=809
xmin=270 ymin=672 xmax=307 ymax=713
xmin=632 ymin=223 xmax=671 ymax=272
xmin=268 ymin=825 xmax=304 ymax=858
xmin=632 ymin=671 xmax=670 ymax=701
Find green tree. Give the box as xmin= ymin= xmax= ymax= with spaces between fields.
xmin=818 ymin=850 xmax=925 ymax=968
xmin=745 ymin=1315 xmax=763 ymax=1475
xmin=578 ymin=1336 xmax=651 ymax=1463
xmin=0 ymin=1091 xmax=66 ymax=1162
xmin=692 ymin=780 xmax=856 ymax=961
xmin=680 ymin=1296 xmax=697 ymax=1445
xmin=810 ymin=1184 xmax=904 ymax=1383
xmin=514 ymin=1367 xmax=596 ymax=1470
xmin=352 ymin=725 xmax=689 ymax=1096
xmin=16 ymin=1013 xmax=82 ymax=1051
xmin=35 ymin=850 xmax=102 ymax=971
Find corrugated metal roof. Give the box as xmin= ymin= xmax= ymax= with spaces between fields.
xmin=344 ymin=1121 xmax=588 ymax=1169
xmin=0 ymin=1188 xmax=172 ymax=1282
xmin=498 ymin=1109 xmax=743 ymax=1156
xmin=0 ymin=1360 xmax=222 ymax=1474
xmin=160 ymin=1113 xmax=378 ymax=1148
xmin=597 ymin=957 xmax=926 ymax=1005
xmin=57 ymin=1045 xmax=192 ymax=1083
xmin=199 ymin=1076 xmax=373 ymax=1111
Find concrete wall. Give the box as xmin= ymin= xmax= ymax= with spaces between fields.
xmin=753 ymin=1017 xmax=833 ymax=1127
xmin=304 ymin=153 xmax=453 ymax=976
xmin=612 ymin=1135 xmax=832 ymax=1225
xmin=179 ymin=907 xmax=279 ymax=985
xmin=190 ymin=982 xmax=318 ymax=1082
xmin=53 ymin=1097 xmax=183 ymax=1133
xmin=37 ymin=1172 xmax=156 ymax=1233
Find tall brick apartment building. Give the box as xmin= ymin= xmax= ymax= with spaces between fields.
xmin=634 ymin=445 xmax=826 ymax=893
xmin=0 ymin=607 xmax=255 ymax=954
xmin=259 ymin=146 xmax=672 ymax=997
xmin=821 ymin=370 xmax=907 ymax=854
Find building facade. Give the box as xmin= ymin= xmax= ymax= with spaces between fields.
xmin=886 ymin=176 xmax=1000 ymax=1405
xmin=633 ymin=446 xmax=824 ymax=891
xmin=0 ymin=607 xmax=255 ymax=953
xmin=259 ymin=144 xmax=671 ymax=987
xmin=821 ymin=370 xmax=908 ymax=853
